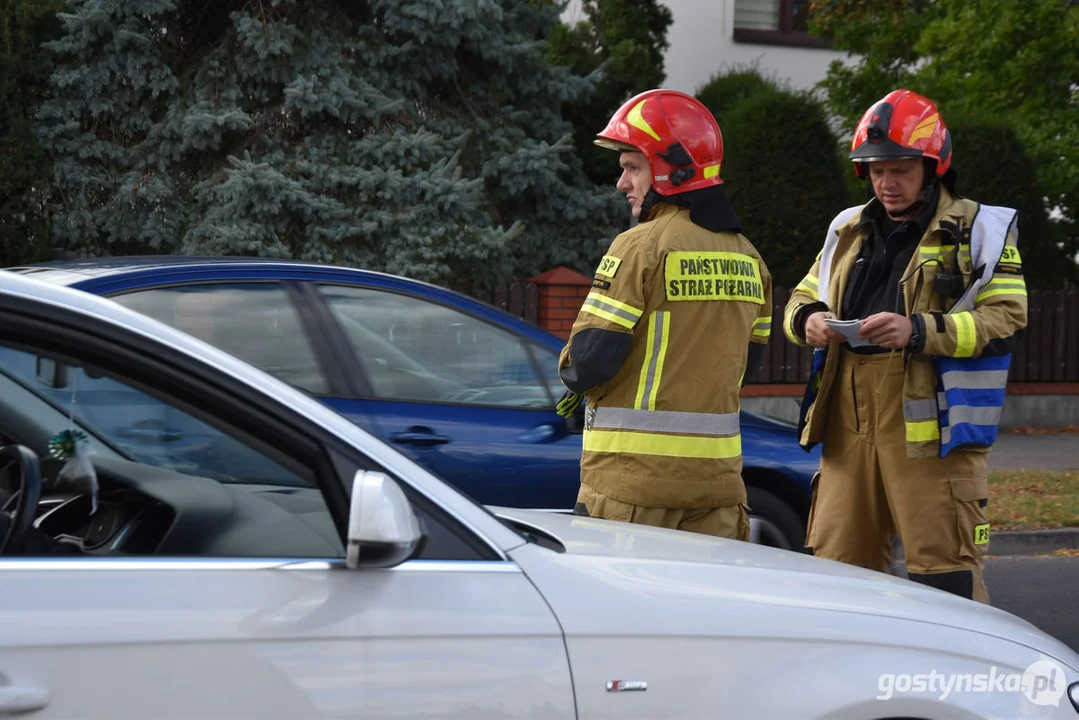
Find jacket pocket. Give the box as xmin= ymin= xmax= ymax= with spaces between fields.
xmin=948 ymin=476 xmax=990 ymax=559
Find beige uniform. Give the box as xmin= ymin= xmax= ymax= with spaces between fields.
xmin=784 ymin=187 xmax=1028 ymax=603
xmin=559 ymin=203 xmax=773 ymax=539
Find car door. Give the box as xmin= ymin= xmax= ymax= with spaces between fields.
xmin=305 ymin=282 xmax=583 ymax=510
xmin=0 ymin=301 xmax=574 ymax=719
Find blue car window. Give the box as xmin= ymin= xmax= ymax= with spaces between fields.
xmin=318 ymin=286 xmax=554 ymax=409
xmin=528 ymin=341 xmax=565 ymax=402
xmin=111 ymin=283 xmax=328 ymax=395
xmin=0 ymin=346 xmax=311 ymax=488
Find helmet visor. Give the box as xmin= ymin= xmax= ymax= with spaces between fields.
xmin=850 ymin=137 xmax=924 ymax=164
xmin=594 ymin=137 xmax=641 ymax=153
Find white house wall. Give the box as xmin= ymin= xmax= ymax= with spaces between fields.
xmin=560 ymin=0 xmax=852 ymax=96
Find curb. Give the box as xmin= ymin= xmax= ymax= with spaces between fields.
xmin=893 ymin=529 xmax=1079 ymax=560
xmin=986 ymin=528 xmax=1079 ymax=556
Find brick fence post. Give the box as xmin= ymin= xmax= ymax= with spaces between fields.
xmin=528 ymin=266 xmax=592 ymax=339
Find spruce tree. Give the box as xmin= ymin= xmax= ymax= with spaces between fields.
xmin=36 ymin=0 xmax=624 ymax=292
xmin=0 ymin=0 xmax=67 ymax=267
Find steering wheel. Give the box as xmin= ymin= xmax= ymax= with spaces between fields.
xmin=0 ymin=444 xmax=43 ymax=554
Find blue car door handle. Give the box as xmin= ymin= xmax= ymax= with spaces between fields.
xmin=516 ymin=423 xmax=557 ymax=443
xmin=391 ymin=428 xmax=451 ymax=446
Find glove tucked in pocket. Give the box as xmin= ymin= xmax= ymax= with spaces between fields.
xmin=556 ymin=390 xmax=583 ymax=418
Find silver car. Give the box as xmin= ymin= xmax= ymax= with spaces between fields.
xmin=0 ymin=269 xmax=1077 ymax=719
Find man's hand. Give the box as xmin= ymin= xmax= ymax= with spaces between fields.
xmin=805 ymin=311 xmax=845 ymax=348
xmin=556 ymin=390 xmax=584 ymax=418
xmin=858 ymin=312 xmax=912 ymax=349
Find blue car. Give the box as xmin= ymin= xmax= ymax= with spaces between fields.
xmin=7 ymin=257 xmax=821 ymax=550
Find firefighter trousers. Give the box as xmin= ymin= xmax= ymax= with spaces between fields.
xmin=805 ymin=348 xmax=991 ymax=604
xmin=575 ymin=484 xmax=751 ymax=541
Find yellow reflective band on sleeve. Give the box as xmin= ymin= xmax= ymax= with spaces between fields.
xmin=752 ymin=316 xmax=771 ymax=339
xmin=583 ymin=429 xmax=742 ymax=459
xmin=795 ymin=273 xmax=819 ymax=300
xmin=976 ymin=277 xmax=1027 ymax=303
xmin=634 ymin=311 xmax=670 ymax=411
xmin=905 ymin=420 xmax=941 ymax=443
xmin=784 ymin=305 xmax=805 ymax=345
xmin=579 ymin=304 xmax=634 ymax=330
xmin=952 ymin=311 xmax=976 ymax=358
xmin=596 ymin=255 xmax=622 ymax=278
xmin=663 ymin=252 xmax=765 ymax=304
xmin=580 ymin=291 xmax=643 ymax=330
xmin=585 ymin=291 xmax=642 ymax=318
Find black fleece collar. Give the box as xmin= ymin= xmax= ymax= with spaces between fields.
xmin=642 ymin=185 xmax=742 ymax=233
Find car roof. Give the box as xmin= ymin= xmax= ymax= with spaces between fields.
xmin=10 ymin=255 xmax=400 ymax=283
xmin=9 ymin=255 xmax=563 ymax=349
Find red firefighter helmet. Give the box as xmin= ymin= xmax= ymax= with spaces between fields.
xmin=849 ymin=89 xmax=953 ymax=179
xmin=594 ymin=89 xmax=724 ymax=195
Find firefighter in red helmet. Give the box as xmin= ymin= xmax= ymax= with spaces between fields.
xmin=556 ymin=89 xmax=774 ymax=540
xmin=784 ymin=89 xmax=1028 ymax=603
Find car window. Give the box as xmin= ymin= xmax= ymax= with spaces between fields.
xmin=0 ymin=343 xmax=343 ymax=559
xmin=0 ymin=345 xmax=309 ymax=489
xmin=318 ymin=285 xmax=555 ymax=409
xmin=111 ymin=283 xmax=329 ymax=395
xmin=529 ymin=342 xmax=565 ymax=403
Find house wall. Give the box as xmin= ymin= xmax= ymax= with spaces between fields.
xmin=560 ymin=0 xmax=852 ymax=95
xmin=664 ymin=0 xmax=848 ymax=94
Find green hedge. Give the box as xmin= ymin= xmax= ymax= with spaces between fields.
xmin=716 ymin=87 xmax=853 ymax=289
xmin=696 ymin=67 xmax=782 ymax=124
xmin=945 ymin=119 xmax=1076 ymax=290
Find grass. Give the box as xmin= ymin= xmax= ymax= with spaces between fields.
xmin=988 ymin=470 xmax=1079 ymax=531
xmin=1007 ymin=426 xmax=1079 ymax=434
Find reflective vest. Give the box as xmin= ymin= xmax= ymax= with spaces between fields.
xmin=796 ymin=200 xmax=1022 ymax=458
xmin=932 ymin=205 xmax=1019 ymax=456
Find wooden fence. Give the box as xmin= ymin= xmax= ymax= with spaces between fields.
xmin=476 ymin=283 xmax=1079 ymax=386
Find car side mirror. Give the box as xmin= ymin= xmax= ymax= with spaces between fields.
xmin=346 ymin=470 xmax=424 ymax=570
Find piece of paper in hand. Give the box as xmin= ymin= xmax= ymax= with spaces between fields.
xmin=824 ymin=317 xmax=875 ymax=348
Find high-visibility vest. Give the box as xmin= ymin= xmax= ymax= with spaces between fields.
xmin=800 ymin=203 xmax=1019 ymax=458
xmin=931 ymin=205 xmax=1019 ymax=456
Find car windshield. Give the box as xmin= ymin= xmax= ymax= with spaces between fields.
xmin=0 ymin=345 xmax=309 ymax=487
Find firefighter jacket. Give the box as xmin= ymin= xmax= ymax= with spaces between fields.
xmin=558 ymin=202 xmax=773 ymax=509
xmin=784 ymin=187 xmax=1028 ymax=459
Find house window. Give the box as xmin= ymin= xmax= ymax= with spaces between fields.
xmin=733 ymin=0 xmax=832 ymax=48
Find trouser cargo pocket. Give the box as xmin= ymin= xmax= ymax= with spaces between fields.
xmin=948 ymin=476 xmax=990 ymax=559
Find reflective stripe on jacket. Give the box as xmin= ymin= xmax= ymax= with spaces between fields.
xmin=784 ymin=188 xmax=1028 ymax=459
xmin=559 ymin=203 xmax=773 ymax=508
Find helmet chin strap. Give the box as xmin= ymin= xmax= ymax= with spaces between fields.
xmin=637 ymin=187 xmax=664 ymax=222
